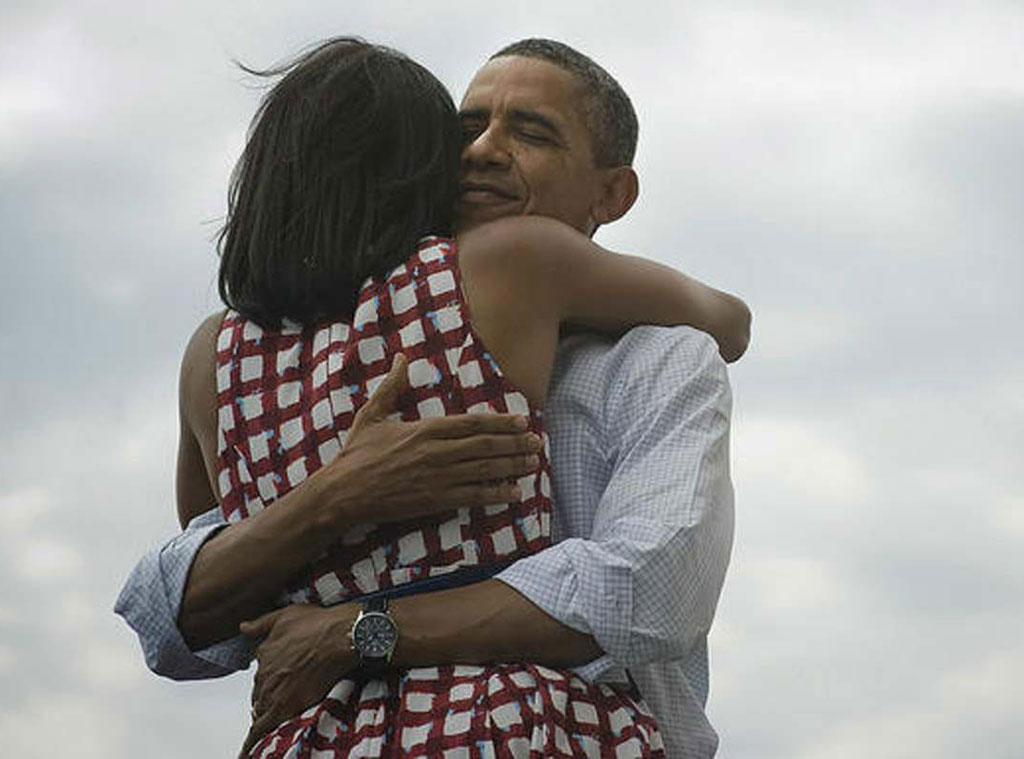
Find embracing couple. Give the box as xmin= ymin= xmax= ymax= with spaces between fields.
xmin=117 ymin=36 xmax=749 ymax=759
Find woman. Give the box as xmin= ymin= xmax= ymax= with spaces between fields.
xmin=177 ymin=37 xmax=749 ymax=758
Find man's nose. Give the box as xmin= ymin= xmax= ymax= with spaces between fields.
xmin=462 ymin=124 xmax=511 ymax=169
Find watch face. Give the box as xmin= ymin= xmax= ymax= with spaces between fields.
xmin=353 ymin=612 xmax=398 ymax=658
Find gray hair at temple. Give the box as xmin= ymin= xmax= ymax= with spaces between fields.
xmin=490 ymin=38 xmax=639 ymax=168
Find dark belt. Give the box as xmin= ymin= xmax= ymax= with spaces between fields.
xmin=348 ymin=558 xmax=517 ymax=606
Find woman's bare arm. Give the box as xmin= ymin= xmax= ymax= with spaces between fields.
xmin=461 ymin=216 xmax=752 ymax=363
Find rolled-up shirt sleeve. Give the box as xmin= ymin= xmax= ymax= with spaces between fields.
xmin=496 ymin=327 xmax=734 ymax=681
xmin=114 ymin=508 xmax=254 ymax=680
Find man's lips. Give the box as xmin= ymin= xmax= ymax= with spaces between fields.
xmin=458 ymin=182 xmax=519 ymax=204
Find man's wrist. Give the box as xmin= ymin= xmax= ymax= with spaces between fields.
xmin=389 ymin=586 xmax=485 ymax=670
xmin=305 ymin=462 xmax=366 ymax=534
xmin=325 ymin=603 xmax=362 ymax=674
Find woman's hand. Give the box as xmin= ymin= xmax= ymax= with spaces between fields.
xmin=238 ymin=603 xmax=359 ymax=757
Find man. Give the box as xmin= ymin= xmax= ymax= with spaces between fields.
xmin=116 ymin=38 xmax=739 ymax=758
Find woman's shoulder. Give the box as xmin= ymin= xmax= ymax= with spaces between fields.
xmin=179 ymin=310 xmax=227 ymax=432
xmin=182 ymin=311 xmax=228 ymax=369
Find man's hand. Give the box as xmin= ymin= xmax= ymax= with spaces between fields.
xmin=238 ymin=603 xmax=359 ymax=757
xmin=323 ymin=353 xmax=544 ymax=525
xmin=179 ymin=353 xmax=543 ymax=652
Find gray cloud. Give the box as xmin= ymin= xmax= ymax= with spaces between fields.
xmin=2 ymin=2 xmax=1022 ymax=757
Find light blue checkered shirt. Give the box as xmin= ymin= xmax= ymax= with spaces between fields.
xmin=115 ymin=325 xmax=734 ymax=759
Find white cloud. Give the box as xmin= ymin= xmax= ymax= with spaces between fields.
xmin=0 ymin=76 xmax=64 ymax=156
xmin=0 ymin=17 xmax=109 ymax=163
xmin=0 ymin=488 xmax=52 ymax=534
xmin=78 ymin=641 xmax=145 ymax=693
xmin=940 ymin=646 xmax=1024 ymax=720
xmin=1 ymin=372 xmax=177 ymax=486
xmin=15 ymin=537 xmax=83 ymax=582
xmin=733 ymin=416 xmax=869 ymax=505
xmin=738 ymin=554 xmax=843 ymax=614
xmin=0 ymin=696 xmax=126 ymax=758
xmin=51 ymin=591 xmax=100 ymax=631
xmin=0 ymin=643 xmax=14 ymax=672
xmin=799 ymin=709 xmax=947 ymax=759
xmin=992 ymin=496 xmax=1024 ymax=536
xmin=795 ymin=643 xmax=1024 ymax=759
xmin=684 ymin=4 xmax=1024 ymax=109
xmin=746 ymin=307 xmax=864 ymax=361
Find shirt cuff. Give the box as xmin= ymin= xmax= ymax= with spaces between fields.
xmin=114 ymin=518 xmax=253 ymax=680
xmin=495 ymin=539 xmax=632 ymax=684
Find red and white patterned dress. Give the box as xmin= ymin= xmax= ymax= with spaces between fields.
xmin=215 ymin=237 xmax=665 ymax=758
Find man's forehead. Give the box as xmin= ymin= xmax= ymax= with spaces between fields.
xmin=460 ymin=56 xmax=586 ymax=124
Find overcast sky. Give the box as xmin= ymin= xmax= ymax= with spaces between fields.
xmin=1 ymin=1 xmax=1022 ymax=757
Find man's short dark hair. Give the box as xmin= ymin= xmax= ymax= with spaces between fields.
xmin=490 ymin=38 xmax=638 ymax=168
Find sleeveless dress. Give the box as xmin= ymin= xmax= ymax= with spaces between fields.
xmin=215 ymin=237 xmax=666 ymax=759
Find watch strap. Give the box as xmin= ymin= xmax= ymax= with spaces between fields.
xmin=364 ymin=596 xmax=388 ymax=613
xmin=360 ymin=657 xmax=388 ymax=678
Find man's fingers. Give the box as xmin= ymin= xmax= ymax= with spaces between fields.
xmin=241 ymin=711 xmax=281 ymax=757
xmin=239 ymin=607 xmax=285 ymax=639
xmin=357 ymin=353 xmax=408 ymax=423
xmin=252 ymin=667 xmax=269 ymax=708
xmin=421 ymin=412 xmax=529 ymax=440
xmin=441 ymin=454 xmax=541 ymax=486
xmin=444 ymin=481 xmax=525 ymax=509
xmin=433 ymin=432 xmax=542 ymax=464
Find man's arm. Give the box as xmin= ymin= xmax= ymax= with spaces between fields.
xmin=117 ymin=343 xmax=542 ymax=678
xmin=125 ymin=326 xmax=729 ymax=718
xmin=114 ymin=506 xmax=250 ymax=679
xmin=246 ymin=325 xmax=731 ymax=728
xmin=389 ymin=578 xmax=603 ymax=669
xmin=239 ymin=574 xmax=605 ymax=751
xmin=391 ymin=326 xmax=733 ymax=674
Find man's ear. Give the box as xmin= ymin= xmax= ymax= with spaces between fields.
xmin=591 ymin=166 xmax=639 ymax=226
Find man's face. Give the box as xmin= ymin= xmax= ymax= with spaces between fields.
xmin=457 ymin=56 xmax=606 ymax=235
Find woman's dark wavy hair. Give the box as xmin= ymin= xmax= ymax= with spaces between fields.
xmin=217 ymin=37 xmax=463 ymax=328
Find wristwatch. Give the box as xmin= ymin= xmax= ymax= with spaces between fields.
xmin=349 ymin=596 xmax=399 ymax=675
